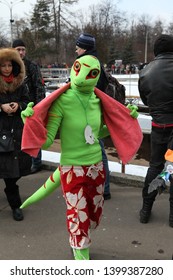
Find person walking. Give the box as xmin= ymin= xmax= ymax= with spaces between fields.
xmin=0 ymin=48 xmax=31 ymax=221
xmin=75 ymin=33 xmax=111 ymax=200
xmin=20 ymin=54 xmax=142 ymax=260
xmin=138 ymin=34 xmax=173 ymax=226
xmin=12 ymin=39 xmax=46 ymax=174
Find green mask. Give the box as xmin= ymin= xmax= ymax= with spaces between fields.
xmin=70 ymin=55 xmax=100 ymax=93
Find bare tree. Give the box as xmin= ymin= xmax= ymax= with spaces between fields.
xmin=5 ymin=0 xmax=172 ymax=66
xmin=49 ymin=0 xmax=78 ymax=61
xmin=80 ymin=0 xmax=127 ymax=64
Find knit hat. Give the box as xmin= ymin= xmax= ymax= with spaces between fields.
xmin=76 ymin=33 xmax=95 ymax=50
xmin=154 ymin=34 xmax=173 ymax=56
xmin=12 ymin=39 xmax=26 ymax=48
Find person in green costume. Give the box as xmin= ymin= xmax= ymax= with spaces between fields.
xmin=21 ymin=55 xmax=140 ymax=260
xmin=22 ymin=55 xmax=107 ymax=260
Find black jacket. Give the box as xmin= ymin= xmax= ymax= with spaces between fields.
xmin=138 ymin=53 xmax=173 ymax=124
xmin=24 ymin=57 xmax=45 ymax=104
xmin=0 ymin=48 xmax=31 ymax=178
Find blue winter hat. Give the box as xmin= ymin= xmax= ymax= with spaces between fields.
xmin=76 ymin=33 xmax=95 ymax=50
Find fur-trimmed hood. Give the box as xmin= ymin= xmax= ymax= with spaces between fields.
xmin=0 ymin=48 xmax=25 ymax=93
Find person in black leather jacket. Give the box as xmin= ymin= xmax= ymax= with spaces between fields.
xmin=138 ymin=34 xmax=173 ymax=227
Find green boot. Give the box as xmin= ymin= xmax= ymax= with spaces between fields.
xmin=73 ymin=248 xmax=90 ymax=260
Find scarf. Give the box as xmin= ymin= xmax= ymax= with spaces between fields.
xmin=0 ymin=73 xmax=14 ymax=83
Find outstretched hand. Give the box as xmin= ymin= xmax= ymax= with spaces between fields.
xmin=21 ymin=102 xmax=34 ymax=123
xmin=126 ymin=104 xmax=139 ymax=119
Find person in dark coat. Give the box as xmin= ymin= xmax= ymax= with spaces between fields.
xmin=75 ymin=33 xmax=111 ymax=200
xmin=0 ymin=48 xmax=32 ymax=221
xmin=138 ymin=34 xmax=173 ymax=227
xmin=12 ymin=39 xmax=46 ymax=174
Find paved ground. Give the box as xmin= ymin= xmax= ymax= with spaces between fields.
xmin=0 ymin=169 xmax=173 ymax=260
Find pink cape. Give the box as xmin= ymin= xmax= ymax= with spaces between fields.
xmin=21 ymin=83 xmax=143 ymax=164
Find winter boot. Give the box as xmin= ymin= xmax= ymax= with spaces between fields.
xmin=4 ymin=185 xmax=23 ymax=221
xmin=4 ymin=185 xmax=22 ymax=208
xmin=169 ymin=199 xmax=173 ymax=228
xmin=12 ymin=208 xmax=24 ymax=221
xmin=140 ymin=199 xmax=154 ymax=223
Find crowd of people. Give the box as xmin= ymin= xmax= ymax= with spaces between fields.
xmin=41 ymin=62 xmax=69 ymax=69
xmin=0 ymin=32 xmax=173 ymax=260
xmin=110 ymin=63 xmax=139 ymax=75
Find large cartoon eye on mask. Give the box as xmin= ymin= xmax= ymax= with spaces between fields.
xmin=73 ymin=61 xmax=81 ymax=75
xmin=70 ymin=55 xmax=101 ymax=92
xmin=87 ymin=68 xmax=100 ymax=79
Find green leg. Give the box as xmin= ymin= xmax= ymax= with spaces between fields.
xmin=73 ymin=248 xmax=90 ymax=260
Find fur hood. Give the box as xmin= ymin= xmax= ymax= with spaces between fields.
xmin=0 ymin=48 xmax=25 ymax=93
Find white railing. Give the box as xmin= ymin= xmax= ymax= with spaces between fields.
xmin=41 ymin=67 xmax=70 ymax=79
xmin=113 ymin=73 xmax=139 ymax=98
xmin=41 ymin=68 xmax=70 ymax=92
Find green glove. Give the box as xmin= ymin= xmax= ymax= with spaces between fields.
xmin=21 ymin=102 xmax=34 ymax=123
xmin=126 ymin=104 xmax=139 ymax=119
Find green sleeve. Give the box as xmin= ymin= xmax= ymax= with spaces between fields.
xmin=42 ymin=101 xmax=62 ymax=149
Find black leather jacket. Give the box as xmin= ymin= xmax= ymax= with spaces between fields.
xmin=138 ymin=53 xmax=173 ymax=124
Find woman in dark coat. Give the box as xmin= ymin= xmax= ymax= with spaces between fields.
xmin=0 ymin=48 xmax=31 ymax=221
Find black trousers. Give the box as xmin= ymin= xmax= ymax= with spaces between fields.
xmin=143 ymin=126 xmax=173 ymax=200
xmin=4 ymin=177 xmax=21 ymax=209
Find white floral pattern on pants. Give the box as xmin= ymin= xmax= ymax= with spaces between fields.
xmin=60 ymin=162 xmax=105 ymax=249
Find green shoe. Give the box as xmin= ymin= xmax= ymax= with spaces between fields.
xmin=73 ymin=248 xmax=90 ymax=260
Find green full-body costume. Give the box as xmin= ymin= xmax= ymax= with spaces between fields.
xmin=21 ymin=55 xmax=141 ymax=260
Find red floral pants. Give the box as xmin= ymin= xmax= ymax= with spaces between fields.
xmin=60 ymin=162 xmax=105 ymax=249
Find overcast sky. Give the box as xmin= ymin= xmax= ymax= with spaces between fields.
xmin=0 ymin=0 xmax=173 ymax=25
xmin=118 ymin=0 xmax=173 ymax=23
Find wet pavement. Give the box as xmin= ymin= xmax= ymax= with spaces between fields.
xmin=0 ymin=169 xmax=173 ymax=260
